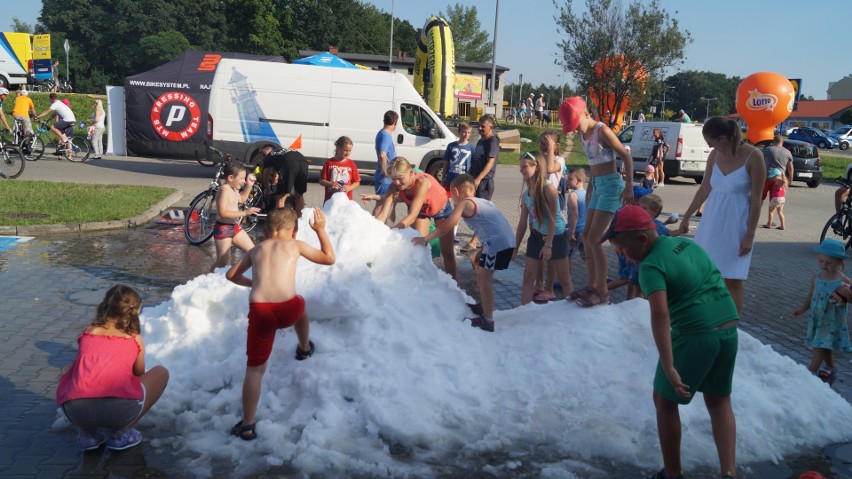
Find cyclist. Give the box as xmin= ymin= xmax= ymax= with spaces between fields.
xmin=12 ymin=89 xmax=36 ymax=137
xmin=35 ymin=93 xmax=76 ymax=151
xmin=0 ymin=87 xmax=11 ymax=134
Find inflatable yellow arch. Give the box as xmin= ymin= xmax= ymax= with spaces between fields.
xmin=413 ymin=16 xmax=455 ymax=118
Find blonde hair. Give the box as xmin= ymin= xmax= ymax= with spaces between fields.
xmin=458 ymin=121 xmax=471 ymax=132
xmin=450 ymin=173 xmax=476 ymax=194
xmin=91 ymin=285 xmax=141 ymax=335
xmin=638 ymin=194 xmax=663 ymax=218
xmin=520 ymin=151 xmax=552 ymax=223
xmin=268 ymin=207 xmax=298 ymax=232
xmin=540 ymin=130 xmax=561 ymax=155
xmin=387 ymin=157 xmax=413 ymax=177
xmin=334 ymin=136 xmax=352 ymax=149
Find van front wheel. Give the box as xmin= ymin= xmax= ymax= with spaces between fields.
xmin=426 ymin=160 xmax=445 ymax=184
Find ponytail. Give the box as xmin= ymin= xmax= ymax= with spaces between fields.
xmin=703 ymin=116 xmax=741 ymax=156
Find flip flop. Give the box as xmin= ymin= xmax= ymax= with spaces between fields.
xmin=576 ymin=289 xmax=610 ymax=308
xmin=533 ymin=291 xmax=557 ymax=304
xmin=567 ymin=287 xmax=593 ymax=301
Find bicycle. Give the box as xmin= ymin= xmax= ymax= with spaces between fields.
xmin=184 ymin=146 xmax=264 ymax=245
xmin=27 ymin=120 xmax=91 ymax=162
xmin=0 ymin=133 xmax=25 ymax=179
xmin=820 ymin=177 xmax=852 ymax=249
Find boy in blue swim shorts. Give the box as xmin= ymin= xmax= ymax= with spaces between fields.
xmin=603 ymin=205 xmax=739 ymax=479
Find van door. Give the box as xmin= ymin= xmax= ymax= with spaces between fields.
xmin=397 ymin=103 xmax=444 ymax=166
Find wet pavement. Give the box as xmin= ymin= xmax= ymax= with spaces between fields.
xmin=1 ymin=154 xmax=852 ymax=478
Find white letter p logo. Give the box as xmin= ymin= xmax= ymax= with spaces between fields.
xmin=165 ymin=105 xmax=186 ymax=127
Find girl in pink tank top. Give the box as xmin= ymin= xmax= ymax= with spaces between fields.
xmin=56 ymin=285 xmax=169 ymax=451
xmin=375 ymin=158 xmax=457 ymax=280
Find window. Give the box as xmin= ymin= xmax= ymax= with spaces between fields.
xmin=400 ymin=103 xmax=437 ymax=138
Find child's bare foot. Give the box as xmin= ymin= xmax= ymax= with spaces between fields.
xmin=777 ymin=226 xmax=785 ymax=230
xmin=761 ymin=224 xmax=771 ymax=229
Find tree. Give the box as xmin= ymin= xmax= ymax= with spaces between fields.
xmin=138 ymin=31 xmax=191 ymax=72
xmin=840 ymin=108 xmax=852 ymax=126
xmin=436 ymin=3 xmax=491 ymax=63
xmin=663 ymin=70 xmax=740 ymax=120
xmin=226 ymin=0 xmax=285 ymax=56
xmin=554 ymin=0 xmax=691 ymax=128
xmin=11 ymin=18 xmax=34 ymax=34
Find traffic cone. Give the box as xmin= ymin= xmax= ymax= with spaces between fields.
xmin=288 ymin=135 xmax=302 ymax=149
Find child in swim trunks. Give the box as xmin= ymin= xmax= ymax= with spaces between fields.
xmin=225 ymin=207 xmax=335 ymax=440
xmin=212 ymin=161 xmax=261 ymax=271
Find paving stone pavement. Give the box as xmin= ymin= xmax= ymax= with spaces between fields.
xmin=1 ymin=154 xmax=851 ymax=478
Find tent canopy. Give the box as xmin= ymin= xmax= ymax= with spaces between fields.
xmin=293 ymin=52 xmax=358 ymax=69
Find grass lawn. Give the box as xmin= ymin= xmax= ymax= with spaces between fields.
xmin=497 ymin=123 xmax=586 ymax=170
xmin=819 ymin=153 xmax=849 ymax=182
xmin=0 ymin=181 xmax=175 ymax=226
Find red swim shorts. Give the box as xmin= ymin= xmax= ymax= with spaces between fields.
xmin=246 ymin=295 xmax=306 ymax=367
xmin=213 ymin=221 xmax=243 ymax=240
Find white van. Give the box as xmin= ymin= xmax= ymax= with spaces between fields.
xmin=206 ymin=59 xmax=455 ymax=178
xmin=617 ymin=122 xmax=711 ymax=183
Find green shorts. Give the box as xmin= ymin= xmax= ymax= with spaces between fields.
xmin=653 ymin=326 xmax=738 ymax=405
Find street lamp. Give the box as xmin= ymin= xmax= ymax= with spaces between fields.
xmin=700 ymin=97 xmax=717 ymax=121
xmin=560 ymin=70 xmax=565 ymax=103
xmin=660 ymin=86 xmax=675 ymax=120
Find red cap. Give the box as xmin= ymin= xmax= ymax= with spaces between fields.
xmin=601 ymin=205 xmax=655 ymax=242
xmin=559 ymin=96 xmax=586 ymax=133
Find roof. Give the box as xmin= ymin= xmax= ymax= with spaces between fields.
xmin=728 ymin=99 xmax=852 ymax=120
xmin=298 ymin=50 xmax=510 ymax=73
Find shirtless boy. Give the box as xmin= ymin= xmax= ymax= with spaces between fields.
xmin=225 ymin=207 xmax=335 ymax=440
xmin=211 ymin=161 xmax=261 ymax=271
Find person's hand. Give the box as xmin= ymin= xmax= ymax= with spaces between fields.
xmin=412 ymin=237 xmax=427 ymax=246
xmin=569 ymin=234 xmax=576 ymax=243
xmin=309 ymin=208 xmax=325 ymax=231
xmin=739 ymin=234 xmax=754 ymax=256
xmin=542 ymin=135 xmax=556 ymax=154
xmin=539 ymin=244 xmax=552 ymax=262
xmin=392 ymin=222 xmax=406 ymax=229
xmin=247 ymin=207 xmax=261 ymax=215
xmin=678 ymin=219 xmax=690 ymax=236
xmin=792 ymin=307 xmax=806 ymax=317
xmin=474 ymin=178 xmax=481 ymax=189
xmin=620 ymin=186 xmax=634 ymax=205
xmin=665 ymin=367 xmax=691 ymax=398
xmin=359 ymin=193 xmax=373 ymax=203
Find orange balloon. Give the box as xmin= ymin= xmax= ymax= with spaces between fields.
xmin=588 ymin=55 xmax=646 ymax=131
xmin=736 ymin=72 xmax=794 ymax=144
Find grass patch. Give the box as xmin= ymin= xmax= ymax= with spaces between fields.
xmin=0 ymin=181 xmax=175 ymax=226
xmin=820 ymin=153 xmax=849 ymax=182
xmin=1 ymin=91 xmax=107 ymax=143
xmin=498 ymin=126 xmax=588 ymax=171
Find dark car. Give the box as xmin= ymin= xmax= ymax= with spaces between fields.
xmin=772 ymin=139 xmax=822 ymax=188
xmin=787 ymin=127 xmax=839 ymax=149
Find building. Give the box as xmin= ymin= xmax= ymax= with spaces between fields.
xmin=828 ymin=75 xmax=852 ymax=100
xmin=299 ymin=49 xmax=509 ymax=119
xmin=730 ymin=99 xmax=852 ymax=132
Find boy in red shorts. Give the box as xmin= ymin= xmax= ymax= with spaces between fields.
xmin=225 ymin=207 xmax=335 ymax=440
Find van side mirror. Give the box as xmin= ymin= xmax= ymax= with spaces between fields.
xmin=397 ymin=134 xmax=404 ymax=144
xmin=430 ymin=126 xmax=443 ymax=139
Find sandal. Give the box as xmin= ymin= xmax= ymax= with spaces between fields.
xmin=295 ymin=341 xmax=315 ymax=361
xmin=467 ymin=303 xmax=483 ymax=316
xmin=576 ymin=289 xmax=610 ymax=308
xmin=230 ymin=420 xmax=257 ymax=441
xmin=533 ymin=291 xmax=557 ymax=304
xmin=567 ymin=287 xmax=593 ymax=301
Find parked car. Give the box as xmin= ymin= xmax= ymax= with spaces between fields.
xmin=829 ymin=125 xmax=852 ymax=151
xmin=787 ymin=127 xmax=839 ymax=149
xmin=771 ymin=139 xmax=823 ymax=188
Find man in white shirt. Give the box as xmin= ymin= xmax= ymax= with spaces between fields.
xmin=35 ymin=93 xmax=76 ymax=145
xmin=535 ymin=93 xmax=545 ymax=127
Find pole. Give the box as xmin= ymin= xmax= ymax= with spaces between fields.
xmin=388 ymin=0 xmax=394 ymax=70
xmin=701 ymin=97 xmax=717 ymax=121
xmin=560 ymin=71 xmax=565 ymax=103
xmin=518 ymin=74 xmax=523 ymax=107
xmin=487 ymin=0 xmax=499 ymax=113
xmin=63 ymin=39 xmax=70 ymax=88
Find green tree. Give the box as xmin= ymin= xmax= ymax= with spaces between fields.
xmin=226 ymin=0 xmax=285 ymax=56
xmin=138 ymin=31 xmax=191 ymax=72
xmin=436 ymin=3 xmax=491 ymax=63
xmin=840 ymin=108 xmax=852 ymax=126
xmin=11 ymin=17 xmax=34 ymax=33
xmin=554 ymin=0 xmax=691 ymax=128
xmin=662 ymin=70 xmax=740 ymax=120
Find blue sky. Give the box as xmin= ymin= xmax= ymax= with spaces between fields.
xmin=9 ymin=1 xmax=849 ymax=99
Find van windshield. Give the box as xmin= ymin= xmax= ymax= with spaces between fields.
xmin=786 ymin=143 xmax=818 ymax=159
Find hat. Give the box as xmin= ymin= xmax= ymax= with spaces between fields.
xmin=644 ymin=164 xmax=655 ymax=173
xmin=678 ymin=109 xmax=684 ymax=114
xmin=529 ymin=93 xmax=534 ymax=97
xmin=768 ymin=168 xmax=783 ymax=178
xmin=19 ymin=89 xmax=28 ymax=96
xmin=601 ymin=205 xmax=655 ymax=243
xmin=539 ymin=93 xmax=544 ymax=96
xmin=559 ymin=96 xmax=586 ymax=134
xmin=814 ymin=238 xmax=847 ymax=259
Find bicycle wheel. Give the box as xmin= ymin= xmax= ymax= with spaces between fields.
xmin=0 ymin=146 xmax=26 ymax=179
xmin=185 ymin=189 xmax=218 ymax=245
xmin=820 ymin=212 xmax=852 ymax=249
xmin=195 ymin=143 xmax=216 ymax=167
xmin=240 ymin=183 xmax=264 ymax=234
xmin=66 ymin=136 xmax=92 ymax=163
xmin=22 ymin=135 xmax=45 ymax=161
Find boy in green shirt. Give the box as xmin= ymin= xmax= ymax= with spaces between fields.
xmin=602 ymin=205 xmax=739 ymax=479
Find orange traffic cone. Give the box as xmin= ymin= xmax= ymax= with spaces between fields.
xmin=288 ymin=135 xmax=302 ymax=150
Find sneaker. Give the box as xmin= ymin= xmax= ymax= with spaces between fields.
xmin=106 ymin=428 xmax=143 ymax=451
xmin=470 ymin=315 xmax=494 ymax=332
xmin=77 ymin=430 xmax=106 ymax=451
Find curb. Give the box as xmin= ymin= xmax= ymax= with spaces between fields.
xmin=0 ymin=190 xmax=185 ymax=236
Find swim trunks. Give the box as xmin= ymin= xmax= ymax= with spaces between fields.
xmin=246 ymin=295 xmax=306 ymax=367
xmin=213 ymin=221 xmax=243 ymax=240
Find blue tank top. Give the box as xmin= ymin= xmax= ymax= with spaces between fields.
xmin=523 ymin=181 xmax=566 ymax=235
xmin=461 ymin=197 xmax=516 ymax=255
xmin=567 ymin=189 xmax=587 ymax=234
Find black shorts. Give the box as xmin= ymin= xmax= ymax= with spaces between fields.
xmin=273 ymin=151 xmax=309 ymax=200
xmin=526 ymin=229 xmax=570 ymax=260
xmin=478 ymin=247 xmax=514 ymax=271
xmin=55 ymin=119 xmax=73 ymax=137
xmin=475 ymin=177 xmax=495 ymax=201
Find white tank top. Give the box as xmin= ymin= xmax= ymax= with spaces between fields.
xmin=580 ymin=122 xmax=615 ymax=166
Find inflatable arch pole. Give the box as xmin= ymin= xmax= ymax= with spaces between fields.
xmin=413 ymin=16 xmax=455 ymax=118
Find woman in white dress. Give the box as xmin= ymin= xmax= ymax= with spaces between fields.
xmin=677 ymin=117 xmax=765 ymax=313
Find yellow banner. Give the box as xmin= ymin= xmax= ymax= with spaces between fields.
xmin=454 ymin=74 xmax=483 ymax=100
xmin=33 ymin=34 xmax=51 ymax=60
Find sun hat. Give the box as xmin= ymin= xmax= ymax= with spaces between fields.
xmin=19 ymin=89 xmax=28 ymax=96
xmin=529 ymin=93 xmax=534 ymax=97
xmin=644 ymin=164 xmax=655 ymax=173
xmin=767 ymin=168 xmax=783 ymax=178
xmin=559 ymin=96 xmax=586 ymax=134
xmin=814 ymin=238 xmax=847 ymax=259
xmin=601 ymin=205 xmax=655 ymax=243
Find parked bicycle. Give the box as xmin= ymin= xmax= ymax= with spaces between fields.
xmin=184 ymin=146 xmax=264 ymax=245
xmin=25 ymin=120 xmax=91 ymax=162
xmin=35 ymin=80 xmax=73 ymax=93
xmin=820 ymin=177 xmax=852 ymax=249
xmin=505 ymin=106 xmax=533 ymax=126
xmin=0 ymin=133 xmax=25 ymax=179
